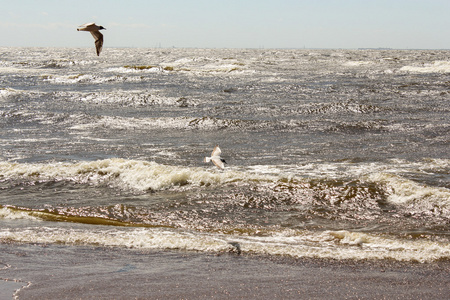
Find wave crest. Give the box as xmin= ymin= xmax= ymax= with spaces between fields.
xmin=0 ymin=159 xmax=269 ymax=192
xmin=1 ymin=226 xmax=449 ymax=262
xmin=400 ymin=61 xmax=450 ymax=73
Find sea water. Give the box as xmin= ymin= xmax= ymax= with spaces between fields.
xmin=1 ymin=47 xmax=449 ymax=266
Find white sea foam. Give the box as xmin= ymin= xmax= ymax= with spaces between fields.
xmin=265 ymin=159 xmax=450 ymax=217
xmin=70 ymin=91 xmax=194 ymax=107
xmin=307 ymin=159 xmax=450 ymax=216
xmin=1 ymin=158 xmax=448 ymax=214
xmin=104 ymin=57 xmax=252 ymax=76
xmin=1 ymin=88 xmax=195 ymax=108
xmin=0 ymin=159 xmax=276 ymax=192
xmin=70 ymin=116 xmax=192 ymax=131
xmin=368 ymin=172 xmax=450 ymax=213
xmin=0 ymin=88 xmax=19 ymax=99
xmin=41 ymin=74 xmax=144 ymax=84
xmin=0 ymin=226 xmax=448 ymax=262
xmin=70 ymin=115 xmax=261 ymax=131
xmin=400 ymin=61 xmax=450 ymax=73
xmin=0 ymin=88 xmax=42 ymax=102
xmin=162 ymin=56 xmax=253 ymax=75
xmin=344 ymin=61 xmax=374 ymax=67
xmin=106 ymin=67 xmax=163 ymax=73
xmin=0 ymin=207 xmax=42 ymax=221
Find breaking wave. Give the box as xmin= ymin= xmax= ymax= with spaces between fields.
xmin=0 ymin=88 xmax=197 ymax=108
xmin=1 ymin=225 xmax=449 ymax=262
xmin=1 ymin=159 xmax=449 ymax=215
xmin=400 ymin=61 xmax=450 ymax=73
xmin=41 ymin=73 xmax=145 ymax=84
xmin=0 ymin=159 xmax=246 ymax=192
xmin=1 ymin=157 xmax=449 ymax=262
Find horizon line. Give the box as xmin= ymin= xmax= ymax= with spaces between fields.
xmin=1 ymin=45 xmax=449 ymax=51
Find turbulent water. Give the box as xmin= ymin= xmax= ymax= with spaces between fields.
xmin=1 ymin=47 xmax=449 ymax=263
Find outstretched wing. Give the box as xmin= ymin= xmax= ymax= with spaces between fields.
xmin=80 ymin=22 xmax=96 ymax=27
xmin=78 ymin=22 xmax=96 ymax=30
xmin=90 ymin=31 xmax=103 ymax=56
xmin=211 ymin=158 xmax=225 ymax=169
xmin=211 ymin=145 xmax=221 ymax=157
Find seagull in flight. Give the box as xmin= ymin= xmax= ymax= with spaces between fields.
xmin=77 ymin=23 xmax=106 ymax=56
xmin=204 ymin=145 xmax=227 ymax=169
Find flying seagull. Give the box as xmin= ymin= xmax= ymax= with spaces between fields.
xmin=204 ymin=145 xmax=227 ymax=169
xmin=77 ymin=23 xmax=106 ymax=56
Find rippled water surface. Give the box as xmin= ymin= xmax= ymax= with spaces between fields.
xmin=1 ymin=47 xmax=449 ymax=262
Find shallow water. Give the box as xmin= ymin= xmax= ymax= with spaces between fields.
xmin=2 ymin=243 xmax=449 ymax=299
xmin=0 ymin=47 xmax=449 ymax=265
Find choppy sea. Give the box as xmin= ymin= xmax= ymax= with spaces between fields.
xmin=1 ymin=47 xmax=449 ymax=265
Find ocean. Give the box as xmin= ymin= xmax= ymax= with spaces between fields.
xmin=1 ymin=47 xmax=449 ymax=298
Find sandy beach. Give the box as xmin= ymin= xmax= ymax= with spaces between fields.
xmin=1 ymin=243 xmax=449 ymax=299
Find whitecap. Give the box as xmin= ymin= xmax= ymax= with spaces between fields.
xmin=400 ymin=61 xmax=450 ymax=73
xmin=366 ymin=171 xmax=450 ymax=220
xmin=0 ymin=159 xmax=277 ymax=192
xmin=41 ymin=74 xmax=144 ymax=84
xmin=0 ymin=207 xmax=42 ymax=221
xmin=1 ymin=226 xmax=449 ymax=262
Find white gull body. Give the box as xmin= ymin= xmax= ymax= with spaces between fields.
xmin=204 ymin=145 xmax=227 ymax=169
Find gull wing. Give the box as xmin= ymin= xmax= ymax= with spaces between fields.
xmin=90 ymin=31 xmax=103 ymax=56
xmin=78 ymin=22 xmax=96 ymax=30
xmin=211 ymin=158 xmax=225 ymax=169
xmin=211 ymin=145 xmax=221 ymax=157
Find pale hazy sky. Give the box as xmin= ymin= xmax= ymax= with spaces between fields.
xmin=1 ymin=0 xmax=449 ymax=49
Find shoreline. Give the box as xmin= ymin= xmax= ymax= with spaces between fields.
xmin=1 ymin=243 xmax=449 ymax=299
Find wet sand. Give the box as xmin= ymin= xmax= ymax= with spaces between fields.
xmin=1 ymin=243 xmax=449 ymax=299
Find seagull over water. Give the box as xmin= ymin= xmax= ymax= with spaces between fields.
xmin=204 ymin=145 xmax=227 ymax=169
xmin=77 ymin=23 xmax=106 ymax=56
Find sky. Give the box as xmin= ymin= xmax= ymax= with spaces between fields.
xmin=1 ymin=0 xmax=449 ymax=49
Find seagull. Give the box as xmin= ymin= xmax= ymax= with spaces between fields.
xmin=77 ymin=23 xmax=106 ymax=56
xmin=204 ymin=145 xmax=227 ymax=169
